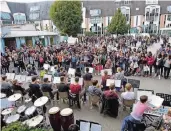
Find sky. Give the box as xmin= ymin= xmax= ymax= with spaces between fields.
xmin=0 ymin=0 xmax=54 ymax=3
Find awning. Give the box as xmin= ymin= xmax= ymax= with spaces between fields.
xmin=3 ymin=30 xmax=59 ymax=38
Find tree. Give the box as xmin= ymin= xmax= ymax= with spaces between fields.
xmin=50 ymin=1 xmax=82 ymax=37
xmin=107 ymin=8 xmax=129 ymax=35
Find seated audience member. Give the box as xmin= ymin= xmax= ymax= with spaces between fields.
xmin=69 ymin=77 xmax=81 ymax=108
xmin=88 ymin=80 xmax=102 ymax=97
xmin=41 ymin=78 xmax=54 ymax=99
xmin=121 ymin=95 xmax=160 ymax=131
xmin=12 ymin=80 xmax=26 ymax=95
xmin=1 ymin=76 xmax=13 ymax=96
xmin=58 ymin=76 xmax=69 ymax=93
xmin=121 ymin=83 xmax=135 ymax=100
xmin=27 ymin=65 xmax=37 ymax=76
xmin=101 ymin=71 xmax=111 ymax=91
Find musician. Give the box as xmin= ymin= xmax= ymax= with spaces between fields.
xmin=121 ymin=83 xmax=135 ymax=101
xmin=101 ymin=84 xmax=119 ymax=118
xmin=41 ymin=78 xmax=54 ymax=99
xmin=69 ymin=77 xmax=81 ymax=108
xmin=88 ymin=80 xmax=102 ymax=98
xmin=83 ymin=68 xmax=93 ymax=101
xmin=101 ymin=71 xmax=110 ymax=91
xmin=1 ymin=76 xmax=13 ymax=97
xmin=121 ymin=95 xmax=161 ymax=131
xmin=58 ymin=76 xmax=69 ymax=93
xmin=29 ymin=77 xmax=43 ymax=102
xmin=12 ymin=80 xmax=26 ymax=95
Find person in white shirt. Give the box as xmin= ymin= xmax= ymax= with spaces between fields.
xmin=121 ymin=83 xmax=135 ymax=100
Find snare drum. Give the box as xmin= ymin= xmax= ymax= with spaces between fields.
xmin=17 ymin=105 xmax=27 ymax=116
xmin=49 ymin=107 xmax=61 ymax=131
xmin=25 ymin=106 xmax=37 ymax=118
xmin=60 ymin=108 xmax=74 ymax=131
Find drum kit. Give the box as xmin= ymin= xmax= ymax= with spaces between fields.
xmin=0 ymin=93 xmax=47 ymax=128
xmin=48 ymin=107 xmax=74 ymax=131
xmin=1 ymin=91 xmax=75 ymax=130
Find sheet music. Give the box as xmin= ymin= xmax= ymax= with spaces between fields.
xmin=43 ymin=64 xmax=50 ymax=70
xmin=114 ymin=80 xmax=121 ymax=87
xmin=101 ymin=69 xmax=112 ymax=76
xmin=6 ymin=73 xmax=15 ymax=80
xmin=70 ymin=77 xmax=83 ymax=85
xmin=26 ymin=76 xmax=32 ymax=82
xmin=149 ymin=95 xmax=164 ymax=107
xmin=80 ymin=121 xmax=90 ymax=131
xmin=15 ymin=75 xmax=21 ymax=82
xmin=20 ymin=75 xmax=26 ymax=82
xmin=50 ymin=66 xmax=55 ymax=72
xmin=106 ymin=79 xmax=115 ymax=86
xmin=91 ymin=124 xmax=102 ymax=131
xmin=53 ymin=77 xmax=61 ymax=84
xmin=68 ymin=68 xmax=76 ymax=75
xmin=44 ymin=74 xmax=52 ymax=82
xmin=137 ymin=91 xmax=152 ymax=101
xmin=85 ymin=67 xmax=94 ymax=73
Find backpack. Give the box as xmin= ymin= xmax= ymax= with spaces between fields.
xmin=39 ymin=57 xmax=44 ymax=63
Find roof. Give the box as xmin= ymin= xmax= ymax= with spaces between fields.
xmin=4 ymin=30 xmax=58 ymax=38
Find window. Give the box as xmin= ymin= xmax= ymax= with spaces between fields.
xmin=1 ymin=12 xmax=11 ymax=20
xmin=29 ymin=13 xmax=40 ymax=20
xmin=167 ymin=14 xmax=171 ymax=21
xmin=146 ymin=0 xmax=158 ymax=5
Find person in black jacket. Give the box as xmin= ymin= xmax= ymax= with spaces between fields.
xmin=29 ymin=77 xmax=46 ymax=113
xmin=29 ymin=77 xmax=43 ymax=102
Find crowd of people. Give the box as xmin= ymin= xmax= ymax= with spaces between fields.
xmin=1 ymin=35 xmax=171 ymax=131
xmin=1 ymin=35 xmax=171 ymax=79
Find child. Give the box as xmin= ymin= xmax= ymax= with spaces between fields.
xmin=121 ymin=95 xmax=160 ymax=131
xmin=143 ymin=63 xmax=150 ymax=77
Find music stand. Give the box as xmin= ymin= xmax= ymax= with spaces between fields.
xmin=76 ymin=119 xmax=102 ymax=131
xmin=128 ymin=79 xmax=140 ymax=89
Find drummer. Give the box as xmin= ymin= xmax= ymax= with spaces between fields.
xmin=12 ymin=80 xmax=26 ymax=95
xmin=29 ymin=77 xmax=46 ymax=113
xmin=41 ymin=78 xmax=58 ymax=99
xmin=1 ymin=75 xmax=13 ymax=97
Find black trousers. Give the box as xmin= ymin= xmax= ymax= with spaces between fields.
xmin=69 ymin=94 xmax=80 ymax=108
xmin=164 ymin=67 xmax=171 ymax=78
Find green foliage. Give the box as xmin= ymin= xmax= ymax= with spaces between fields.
xmin=107 ymin=8 xmax=130 ymax=35
xmin=84 ymin=31 xmax=96 ymax=36
xmin=2 ymin=122 xmax=46 ymax=131
xmin=50 ymin=0 xmax=82 ymax=37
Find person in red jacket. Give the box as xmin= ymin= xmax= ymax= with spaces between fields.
xmin=146 ymin=52 xmax=155 ymax=76
xmin=69 ymin=77 xmax=81 ymax=108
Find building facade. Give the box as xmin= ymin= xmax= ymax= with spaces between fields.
xmin=0 ymin=0 xmax=171 ymax=35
